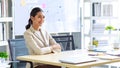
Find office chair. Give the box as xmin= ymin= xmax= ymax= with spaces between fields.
xmin=8 ymin=39 xmax=33 ymax=68
xmin=52 ymin=35 xmax=75 ymax=51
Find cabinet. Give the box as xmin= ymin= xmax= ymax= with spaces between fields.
xmin=0 ymin=0 xmax=12 ymax=55
xmin=0 ymin=0 xmax=13 ymax=41
xmin=83 ymin=0 xmax=119 ymax=49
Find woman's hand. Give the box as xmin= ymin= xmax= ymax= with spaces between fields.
xmin=52 ymin=44 xmax=61 ymax=49
xmin=51 ymin=43 xmax=61 ymax=53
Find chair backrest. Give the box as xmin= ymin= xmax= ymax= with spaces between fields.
xmin=8 ymin=39 xmax=29 ymax=68
xmin=52 ymin=35 xmax=75 ymax=51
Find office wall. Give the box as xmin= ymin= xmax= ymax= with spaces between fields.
xmin=13 ymin=0 xmax=81 ymax=35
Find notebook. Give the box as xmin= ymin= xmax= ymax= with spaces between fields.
xmin=59 ymin=57 xmax=97 ymax=64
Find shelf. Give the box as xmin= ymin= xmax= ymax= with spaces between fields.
xmin=84 ymin=0 xmax=90 ymax=2
xmin=91 ymin=16 xmax=118 ymax=20
xmin=85 ymin=0 xmax=118 ymax=2
xmin=0 ymin=17 xmax=13 ymax=22
xmin=84 ymin=33 xmax=118 ymax=37
xmin=92 ymin=33 xmax=118 ymax=37
xmin=90 ymin=0 xmax=118 ymax=3
xmin=84 ymin=17 xmax=118 ymax=20
xmin=84 ymin=17 xmax=90 ymax=19
xmin=0 ymin=41 xmax=8 ymax=46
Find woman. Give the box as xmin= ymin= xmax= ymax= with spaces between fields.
xmin=24 ymin=7 xmax=61 ymax=68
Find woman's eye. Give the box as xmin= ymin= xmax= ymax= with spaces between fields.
xmin=38 ymin=15 xmax=45 ymax=18
xmin=43 ymin=16 xmax=45 ymax=18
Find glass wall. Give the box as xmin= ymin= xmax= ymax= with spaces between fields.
xmin=13 ymin=0 xmax=81 ymax=35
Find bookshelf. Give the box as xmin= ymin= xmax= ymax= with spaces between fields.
xmin=91 ymin=0 xmax=118 ymax=48
xmin=0 ymin=0 xmax=12 ymax=54
xmin=83 ymin=0 xmax=119 ymax=49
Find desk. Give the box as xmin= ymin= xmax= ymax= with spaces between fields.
xmin=17 ymin=50 xmax=120 ymax=68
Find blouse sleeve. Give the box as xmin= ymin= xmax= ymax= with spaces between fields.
xmin=24 ymin=31 xmax=52 ymax=55
xmin=47 ymin=32 xmax=57 ymax=45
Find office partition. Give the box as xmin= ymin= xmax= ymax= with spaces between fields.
xmin=13 ymin=0 xmax=81 ymax=36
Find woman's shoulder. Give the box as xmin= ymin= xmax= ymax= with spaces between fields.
xmin=41 ymin=28 xmax=48 ymax=33
xmin=24 ymin=29 xmax=32 ymax=35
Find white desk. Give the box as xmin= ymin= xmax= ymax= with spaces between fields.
xmin=17 ymin=50 xmax=120 ymax=68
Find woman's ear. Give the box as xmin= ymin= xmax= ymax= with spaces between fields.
xmin=30 ymin=16 xmax=34 ymax=21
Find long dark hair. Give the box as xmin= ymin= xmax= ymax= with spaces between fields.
xmin=25 ymin=7 xmax=43 ymax=30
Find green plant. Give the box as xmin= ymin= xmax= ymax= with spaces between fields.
xmin=0 ymin=52 xmax=8 ymax=59
xmin=105 ymin=25 xmax=115 ymax=30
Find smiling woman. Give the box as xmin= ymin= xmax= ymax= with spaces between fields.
xmin=25 ymin=7 xmax=45 ymax=30
xmin=24 ymin=7 xmax=61 ymax=68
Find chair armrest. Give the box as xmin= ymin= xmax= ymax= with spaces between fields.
xmin=20 ymin=61 xmax=33 ymax=68
xmin=9 ymin=60 xmax=33 ymax=68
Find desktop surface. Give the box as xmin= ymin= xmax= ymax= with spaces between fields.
xmin=17 ymin=50 xmax=120 ymax=68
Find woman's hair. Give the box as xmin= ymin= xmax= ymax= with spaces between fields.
xmin=25 ymin=7 xmax=43 ymax=30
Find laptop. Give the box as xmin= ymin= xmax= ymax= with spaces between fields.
xmin=59 ymin=56 xmax=97 ymax=64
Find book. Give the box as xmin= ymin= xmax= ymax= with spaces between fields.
xmin=103 ymin=4 xmax=113 ymax=16
xmin=92 ymin=2 xmax=101 ymax=16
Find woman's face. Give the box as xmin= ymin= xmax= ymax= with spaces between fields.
xmin=31 ymin=12 xmax=45 ymax=27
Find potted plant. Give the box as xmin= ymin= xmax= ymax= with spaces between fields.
xmin=92 ymin=40 xmax=99 ymax=47
xmin=105 ymin=25 xmax=115 ymax=34
xmin=0 ymin=52 xmax=8 ymax=63
xmin=88 ymin=40 xmax=98 ymax=50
